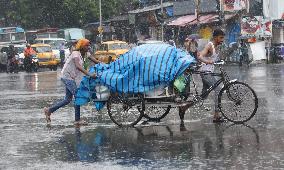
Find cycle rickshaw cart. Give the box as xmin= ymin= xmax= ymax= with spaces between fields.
xmin=105 ymin=60 xmax=258 ymax=127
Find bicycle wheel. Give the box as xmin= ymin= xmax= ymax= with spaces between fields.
xmin=107 ymin=94 xmax=145 ymax=127
xmin=142 ymin=105 xmax=171 ymax=121
xmin=218 ymin=81 xmax=258 ymax=123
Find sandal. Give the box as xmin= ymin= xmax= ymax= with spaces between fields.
xmin=44 ymin=107 xmax=51 ymax=124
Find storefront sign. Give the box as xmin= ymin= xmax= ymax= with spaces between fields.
xmin=224 ymin=0 xmax=247 ymax=12
xmin=241 ymin=16 xmax=272 ymax=37
xmin=173 ymin=0 xmax=216 ymax=16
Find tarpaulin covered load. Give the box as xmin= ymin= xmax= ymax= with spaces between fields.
xmin=75 ymin=44 xmax=196 ymax=107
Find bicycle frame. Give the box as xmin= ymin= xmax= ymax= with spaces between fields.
xmin=189 ymin=65 xmax=227 ymax=101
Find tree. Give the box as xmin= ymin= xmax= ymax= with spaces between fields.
xmin=0 ymin=0 xmax=139 ymax=29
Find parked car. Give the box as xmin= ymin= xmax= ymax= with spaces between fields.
xmin=34 ymin=38 xmax=70 ymax=63
xmin=31 ymin=44 xmax=58 ymax=70
xmin=95 ymin=40 xmax=129 ymax=63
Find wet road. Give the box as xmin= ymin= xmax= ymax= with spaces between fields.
xmin=0 ymin=65 xmax=284 ymax=170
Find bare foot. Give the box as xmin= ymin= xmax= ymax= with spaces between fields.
xmin=44 ymin=107 xmax=51 ymax=124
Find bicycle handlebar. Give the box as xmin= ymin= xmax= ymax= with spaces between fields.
xmin=214 ymin=60 xmax=225 ymax=65
xmin=191 ymin=60 xmax=225 ymax=68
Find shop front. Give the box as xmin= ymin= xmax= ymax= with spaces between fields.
xmin=128 ymin=2 xmax=174 ymax=41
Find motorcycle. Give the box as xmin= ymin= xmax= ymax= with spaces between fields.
xmin=24 ymin=54 xmax=39 ymax=72
xmin=7 ymin=55 xmax=19 ymax=73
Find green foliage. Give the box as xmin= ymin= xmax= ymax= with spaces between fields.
xmin=0 ymin=0 xmax=139 ymax=29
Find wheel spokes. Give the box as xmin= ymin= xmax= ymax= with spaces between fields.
xmin=219 ymin=82 xmax=257 ymax=123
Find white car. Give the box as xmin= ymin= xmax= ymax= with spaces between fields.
xmin=34 ymin=38 xmax=70 ymax=60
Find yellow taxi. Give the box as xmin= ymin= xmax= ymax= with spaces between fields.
xmin=95 ymin=40 xmax=129 ymax=63
xmin=31 ymin=44 xmax=59 ymax=70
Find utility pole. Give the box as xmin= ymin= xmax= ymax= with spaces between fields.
xmin=99 ymin=0 xmax=102 ymax=43
xmin=246 ymin=0 xmax=250 ymax=14
xmin=219 ymin=0 xmax=225 ymax=25
xmin=161 ymin=0 xmax=164 ymax=41
xmin=215 ymin=0 xmax=225 ymax=25
xmin=195 ymin=0 xmax=200 ymax=22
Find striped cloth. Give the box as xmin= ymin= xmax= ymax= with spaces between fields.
xmin=75 ymin=44 xmax=196 ymax=107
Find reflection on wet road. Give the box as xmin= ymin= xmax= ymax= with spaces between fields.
xmin=0 ymin=65 xmax=284 ymax=169
xmin=26 ymin=124 xmax=263 ymax=169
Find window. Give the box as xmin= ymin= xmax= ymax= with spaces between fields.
xmin=50 ymin=33 xmax=58 ymax=38
xmin=0 ymin=47 xmax=9 ymax=53
xmin=37 ymin=33 xmax=50 ymax=39
xmin=34 ymin=40 xmax=44 ymax=44
xmin=34 ymin=46 xmax=52 ymax=53
xmin=44 ymin=40 xmax=66 ymax=49
xmin=99 ymin=44 xmax=108 ymax=51
xmin=109 ymin=43 xmax=129 ymax=50
xmin=0 ymin=34 xmax=10 ymax=42
xmin=11 ymin=32 xmax=25 ymax=41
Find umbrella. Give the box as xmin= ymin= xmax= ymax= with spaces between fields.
xmin=186 ymin=34 xmax=201 ymax=40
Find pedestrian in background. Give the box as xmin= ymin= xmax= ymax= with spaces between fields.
xmin=184 ymin=37 xmax=198 ymax=59
xmin=44 ymin=39 xmax=99 ymax=125
xmin=59 ymin=42 xmax=65 ymax=68
xmin=6 ymin=45 xmax=17 ymax=73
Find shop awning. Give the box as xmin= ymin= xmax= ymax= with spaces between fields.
xmin=167 ymin=14 xmax=196 ymax=26
xmin=200 ymin=14 xmax=236 ymax=24
xmin=167 ymin=13 xmax=236 ymax=27
xmin=203 ymin=14 xmax=236 ymax=23
xmin=189 ymin=14 xmax=218 ymax=25
xmin=128 ymin=2 xmax=173 ymax=14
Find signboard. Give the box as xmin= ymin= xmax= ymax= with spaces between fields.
xmin=241 ymin=16 xmax=272 ymax=37
xmin=224 ymin=0 xmax=247 ymax=12
xmin=173 ymin=0 xmax=217 ymax=16
xmin=0 ymin=27 xmax=17 ymax=33
xmin=2 ymin=27 xmax=25 ymax=33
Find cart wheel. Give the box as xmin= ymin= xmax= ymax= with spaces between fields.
xmin=218 ymin=81 xmax=258 ymax=123
xmin=142 ymin=105 xmax=171 ymax=122
xmin=107 ymin=94 xmax=145 ymax=127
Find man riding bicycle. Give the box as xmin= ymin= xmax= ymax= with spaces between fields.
xmin=180 ymin=29 xmax=226 ymax=123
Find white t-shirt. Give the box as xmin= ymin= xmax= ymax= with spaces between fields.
xmin=199 ymin=42 xmax=220 ymax=73
xmin=61 ymin=51 xmax=84 ymax=86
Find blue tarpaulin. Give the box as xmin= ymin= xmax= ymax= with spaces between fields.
xmin=75 ymin=44 xmax=196 ymax=108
